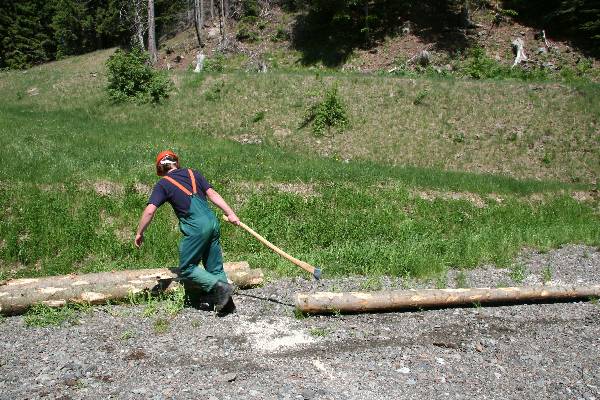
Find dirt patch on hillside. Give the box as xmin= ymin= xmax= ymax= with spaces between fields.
xmin=411 ymin=190 xmax=487 ymax=208
xmin=90 ymin=181 xmax=124 ymax=197
xmin=232 ymin=181 xmax=319 ymax=207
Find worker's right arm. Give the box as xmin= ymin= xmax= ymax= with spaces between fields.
xmin=134 ymin=204 xmax=158 ymax=248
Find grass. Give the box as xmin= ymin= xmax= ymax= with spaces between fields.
xmin=309 ymin=327 xmax=328 ymax=337
xmin=0 ymin=50 xmax=599 ymax=281
xmin=121 ymin=329 xmax=135 ymax=340
xmin=153 ymin=318 xmax=170 ymax=334
xmin=455 ymin=271 xmax=469 ymax=289
xmin=542 ymin=266 xmax=553 ymax=284
xmin=128 ymin=287 xmax=186 ymax=317
xmin=24 ymin=304 xmax=76 ymax=327
xmin=510 ymin=263 xmax=527 ymax=284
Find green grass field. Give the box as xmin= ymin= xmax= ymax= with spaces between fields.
xmin=1 ymin=49 xmax=599 ymax=282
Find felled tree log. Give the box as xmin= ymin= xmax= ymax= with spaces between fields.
xmin=295 ymin=286 xmax=600 ymax=314
xmin=0 ymin=262 xmax=263 ymax=316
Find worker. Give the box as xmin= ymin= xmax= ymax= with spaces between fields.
xmin=134 ymin=150 xmax=240 ymax=314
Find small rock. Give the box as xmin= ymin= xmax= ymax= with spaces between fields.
xmin=64 ymin=378 xmax=78 ymax=387
xmin=301 ymin=389 xmax=317 ymax=399
xmin=132 ymin=388 xmax=148 ymax=394
xmin=475 ymin=343 xmax=484 ymax=352
xmin=435 ymin=357 xmax=446 ymax=365
xmin=398 ymin=367 xmax=411 ymax=374
xmin=406 ymin=378 xmax=417 ymax=385
xmin=219 ymin=372 xmax=237 ymax=382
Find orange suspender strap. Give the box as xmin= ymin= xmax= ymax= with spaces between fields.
xmin=163 ymin=176 xmax=192 ymax=196
xmin=187 ymin=169 xmax=197 ymax=194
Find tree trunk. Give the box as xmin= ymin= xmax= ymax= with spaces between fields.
xmin=210 ymin=0 xmax=214 ymax=20
xmin=193 ymin=0 xmax=204 ymax=47
xmin=0 ymin=262 xmax=263 ymax=316
xmin=219 ymin=0 xmax=225 ymax=42
xmin=147 ymin=0 xmax=157 ymax=64
xmin=295 ymin=286 xmax=600 ymax=314
xmin=133 ymin=0 xmax=145 ymax=49
xmin=511 ymin=38 xmax=528 ymax=67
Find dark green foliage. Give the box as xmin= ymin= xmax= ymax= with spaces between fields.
xmin=462 ymin=47 xmax=549 ymax=81
xmin=236 ymin=24 xmax=260 ymax=42
xmin=304 ymin=85 xmax=349 ymax=136
xmin=464 ymin=47 xmax=503 ymax=79
xmin=502 ymin=0 xmax=600 ymax=56
xmin=271 ymin=26 xmax=290 ymax=42
xmin=105 ymin=47 xmax=173 ymax=103
xmin=0 ymin=0 xmax=185 ymax=69
xmin=52 ymin=0 xmax=93 ymax=58
xmin=241 ymin=0 xmax=260 ymax=17
xmin=0 ymin=0 xmax=56 ymax=69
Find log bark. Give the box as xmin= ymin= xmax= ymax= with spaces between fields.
xmin=0 ymin=262 xmax=262 ymax=316
xmin=295 ymin=286 xmax=600 ymax=314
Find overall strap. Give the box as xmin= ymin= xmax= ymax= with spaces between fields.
xmin=187 ymin=169 xmax=197 ymax=194
xmin=163 ymin=175 xmax=192 ymax=196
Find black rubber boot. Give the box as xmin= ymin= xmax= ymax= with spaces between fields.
xmin=212 ymin=281 xmax=233 ymax=313
xmin=217 ymin=297 xmax=236 ymax=317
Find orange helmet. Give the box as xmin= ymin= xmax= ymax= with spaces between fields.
xmin=155 ymin=150 xmax=179 ymax=175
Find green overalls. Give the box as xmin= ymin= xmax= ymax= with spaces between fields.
xmin=163 ymin=169 xmax=227 ymax=292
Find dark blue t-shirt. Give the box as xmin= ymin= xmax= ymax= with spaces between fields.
xmin=148 ymin=168 xmax=212 ymax=218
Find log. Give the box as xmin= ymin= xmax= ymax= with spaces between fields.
xmin=0 ymin=262 xmax=263 ymax=316
xmin=295 ymin=286 xmax=600 ymax=314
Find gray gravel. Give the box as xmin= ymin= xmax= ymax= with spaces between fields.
xmin=1 ymin=244 xmax=599 ymax=400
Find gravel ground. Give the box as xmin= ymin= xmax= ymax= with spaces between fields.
xmin=1 ymin=244 xmax=599 ymax=400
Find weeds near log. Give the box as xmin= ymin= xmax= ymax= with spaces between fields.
xmin=510 ymin=263 xmax=527 ymax=284
xmin=121 ymin=329 xmax=135 ymax=340
xmin=360 ymin=276 xmax=383 ymax=291
xmin=128 ymin=286 xmax=186 ymax=317
xmin=435 ymin=273 xmax=448 ymax=289
xmin=309 ymin=327 xmax=328 ymax=337
xmin=456 ymin=271 xmax=469 ymax=288
xmin=153 ymin=318 xmax=170 ymax=334
xmin=542 ymin=266 xmax=553 ymax=284
xmin=293 ymin=309 xmax=308 ymax=320
xmin=25 ymin=304 xmax=77 ymax=327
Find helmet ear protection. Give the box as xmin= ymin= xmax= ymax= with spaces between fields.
xmin=155 ymin=150 xmax=179 ymax=176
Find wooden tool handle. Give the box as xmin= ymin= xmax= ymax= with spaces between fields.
xmin=223 ymin=215 xmax=317 ymax=275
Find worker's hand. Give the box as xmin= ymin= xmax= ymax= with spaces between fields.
xmin=134 ymin=233 xmax=144 ymax=248
xmin=226 ymin=213 xmax=240 ymax=226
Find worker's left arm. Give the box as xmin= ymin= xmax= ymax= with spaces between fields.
xmin=206 ymin=188 xmax=240 ymax=225
xmin=134 ymin=204 xmax=158 ymax=247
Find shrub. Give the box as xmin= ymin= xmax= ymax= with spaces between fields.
xmin=105 ymin=47 xmax=173 ymax=104
xmin=271 ymin=26 xmax=290 ymax=42
xmin=463 ymin=47 xmax=503 ymax=79
xmin=236 ymin=23 xmax=259 ymax=42
xmin=204 ymin=52 xmax=226 ymax=72
xmin=241 ymin=0 xmax=260 ymax=17
xmin=303 ymin=85 xmax=349 ymax=136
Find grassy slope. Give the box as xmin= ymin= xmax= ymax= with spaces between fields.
xmin=0 ymin=49 xmax=598 ymax=282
